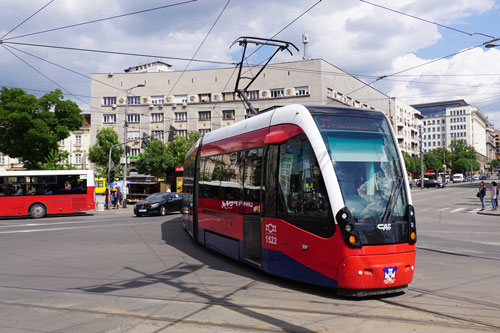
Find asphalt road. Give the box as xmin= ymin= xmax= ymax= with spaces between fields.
xmin=0 ymin=186 xmax=499 ymax=332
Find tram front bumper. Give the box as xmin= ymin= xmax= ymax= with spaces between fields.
xmin=337 ymin=251 xmax=415 ymax=291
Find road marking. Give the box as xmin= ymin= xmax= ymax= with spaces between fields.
xmin=0 ymin=218 xmax=137 ymax=229
xmin=468 ymin=208 xmax=481 ymax=213
xmin=450 ymin=208 xmax=466 ymax=213
xmin=0 ymin=221 xmax=159 ymax=234
xmin=438 ymin=207 xmax=449 ymax=211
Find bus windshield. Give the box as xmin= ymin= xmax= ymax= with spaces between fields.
xmin=313 ymin=114 xmax=406 ymax=221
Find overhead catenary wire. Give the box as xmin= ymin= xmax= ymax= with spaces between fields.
xmin=0 ymin=40 xmax=237 ymax=66
xmin=166 ymin=0 xmax=231 ymax=97
xmin=359 ymin=0 xmax=495 ymax=39
xmin=2 ymin=45 xmax=90 ymax=109
xmin=1 ymin=0 xmax=199 ymax=42
xmin=0 ymin=0 xmax=55 ymax=40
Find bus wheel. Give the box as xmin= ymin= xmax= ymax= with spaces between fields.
xmin=30 ymin=204 xmax=46 ymax=219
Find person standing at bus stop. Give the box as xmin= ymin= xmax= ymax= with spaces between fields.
xmin=490 ymin=181 xmax=497 ymax=211
xmin=478 ymin=181 xmax=486 ymax=211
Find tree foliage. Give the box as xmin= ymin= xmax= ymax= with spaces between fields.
xmin=135 ymin=131 xmax=201 ymax=178
xmin=165 ymin=131 xmax=201 ymax=168
xmin=37 ymin=150 xmax=75 ymax=170
xmin=135 ymin=139 xmax=169 ymax=178
xmin=88 ymin=128 xmax=123 ymax=177
xmin=0 ymin=87 xmax=84 ymax=169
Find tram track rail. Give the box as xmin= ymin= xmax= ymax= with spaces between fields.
xmin=0 ymin=284 xmax=499 ymax=331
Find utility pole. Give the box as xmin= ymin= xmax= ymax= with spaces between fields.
xmin=123 ymin=83 xmax=145 ymax=208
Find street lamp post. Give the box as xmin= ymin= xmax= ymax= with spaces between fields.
xmin=123 ymin=83 xmax=145 ymax=208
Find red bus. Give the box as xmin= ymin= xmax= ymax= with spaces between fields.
xmin=0 ymin=170 xmax=95 ymax=218
xmin=183 ymin=105 xmax=416 ymax=297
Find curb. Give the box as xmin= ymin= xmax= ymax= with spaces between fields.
xmin=477 ymin=211 xmax=500 ymax=216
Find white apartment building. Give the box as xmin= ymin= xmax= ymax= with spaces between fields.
xmin=57 ymin=114 xmax=91 ymax=169
xmin=90 ymin=59 xmax=420 ymax=159
xmin=390 ymin=98 xmax=422 ymax=156
xmin=412 ymin=100 xmax=494 ymax=167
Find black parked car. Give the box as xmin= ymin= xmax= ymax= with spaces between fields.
xmin=134 ymin=192 xmax=183 ymax=216
xmin=423 ymin=179 xmax=445 ymax=188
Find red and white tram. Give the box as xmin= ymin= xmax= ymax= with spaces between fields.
xmin=183 ymin=105 xmax=416 ymax=296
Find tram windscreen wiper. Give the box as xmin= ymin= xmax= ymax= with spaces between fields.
xmin=382 ymin=175 xmax=404 ymax=224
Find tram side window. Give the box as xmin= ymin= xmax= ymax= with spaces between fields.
xmin=265 ymin=145 xmax=279 ymax=217
xmin=199 ymin=155 xmax=222 ymax=199
xmin=220 ymin=152 xmax=242 ymax=202
xmin=243 ymin=148 xmax=263 ymax=215
xmin=277 ymin=134 xmax=333 ymax=238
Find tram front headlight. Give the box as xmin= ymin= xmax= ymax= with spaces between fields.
xmin=345 ymin=224 xmax=352 ymax=232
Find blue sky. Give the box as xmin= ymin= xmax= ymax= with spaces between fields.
xmin=1 ymin=0 xmax=500 ymax=127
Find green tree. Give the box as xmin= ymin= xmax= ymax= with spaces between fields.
xmin=402 ymin=151 xmax=416 ymax=174
xmin=135 ymin=139 xmax=169 ymax=178
xmin=489 ymin=159 xmax=500 ymax=169
xmin=165 ymin=131 xmax=201 ymax=168
xmin=0 ymin=87 xmax=84 ymax=169
xmin=88 ymin=128 xmax=123 ymax=177
xmin=452 ymin=158 xmax=479 ymax=174
xmin=423 ymin=152 xmax=442 ymax=173
xmin=37 ymin=150 xmax=75 ymax=170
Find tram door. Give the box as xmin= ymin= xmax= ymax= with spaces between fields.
xmin=242 ymin=148 xmax=264 ymax=265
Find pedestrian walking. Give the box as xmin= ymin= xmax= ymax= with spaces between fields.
xmin=111 ymin=189 xmax=117 ymax=209
xmin=478 ymin=181 xmax=487 ymax=211
xmin=117 ymin=187 xmax=123 ymax=208
xmin=490 ymin=181 xmax=497 ymax=211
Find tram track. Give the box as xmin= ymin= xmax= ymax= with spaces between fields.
xmin=0 ymin=285 xmax=498 ymax=331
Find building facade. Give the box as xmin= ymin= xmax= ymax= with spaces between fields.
xmin=90 ymin=59 xmax=421 ymax=160
xmin=412 ymin=100 xmax=495 ymax=168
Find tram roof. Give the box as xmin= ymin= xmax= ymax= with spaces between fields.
xmin=202 ymin=104 xmax=386 ymax=145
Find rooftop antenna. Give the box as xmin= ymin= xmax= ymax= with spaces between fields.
xmin=231 ymin=36 xmax=299 ymax=117
xmin=302 ymin=32 xmax=310 ymax=60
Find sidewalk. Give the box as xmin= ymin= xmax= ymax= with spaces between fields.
xmin=478 ymin=208 xmax=500 ymax=216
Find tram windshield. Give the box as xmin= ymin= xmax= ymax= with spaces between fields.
xmin=313 ymin=114 xmax=407 ymax=221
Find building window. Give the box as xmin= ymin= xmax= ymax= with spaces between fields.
xmin=327 ymin=88 xmax=333 ymax=97
xmin=127 ymin=131 xmax=140 ymax=141
xmin=151 ymin=113 xmax=164 ymax=122
xmin=151 ymin=130 xmax=164 ymax=140
xmin=127 ymin=96 xmax=140 ymax=105
xmin=223 ymin=92 xmax=235 ymax=101
xmin=176 ymin=130 xmax=187 ymax=137
xmin=127 ymin=114 xmax=140 ymax=122
xmin=103 ymin=97 xmax=116 ymax=105
xmin=0 ymin=154 xmax=5 ymax=165
xmin=295 ymin=86 xmax=309 ymax=96
xmin=222 ymin=110 xmax=235 ymax=120
xmin=59 ymin=139 xmax=65 ymax=146
xmin=151 ymin=96 xmax=164 ymax=105
xmin=247 ymin=90 xmax=259 ymax=100
xmin=75 ymin=153 xmax=82 ymax=164
xmin=199 ymin=129 xmax=211 ymax=135
xmin=103 ymin=114 xmax=116 ymax=123
xmin=198 ymin=111 xmax=211 ymax=121
xmin=174 ymin=95 xmax=188 ymax=103
xmin=271 ymin=89 xmax=284 ymax=98
xmin=199 ymin=94 xmax=211 ymax=102
xmin=175 ymin=112 xmax=187 ymax=121
xmin=129 ymin=148 xmax=140 ymax=156
xmin=75 ymin=135 xmax=82 ymax=146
